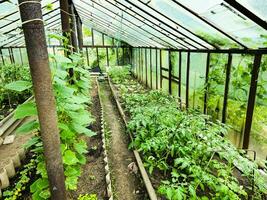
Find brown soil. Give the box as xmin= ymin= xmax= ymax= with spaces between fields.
xmin=98 ymin=80 xmax=148 ymax=200
xmin=68 ymin=78 xmax=108 ymax=200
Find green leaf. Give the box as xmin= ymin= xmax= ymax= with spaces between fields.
xmin=14 ymin=102 xmax=37 ymax=119
xmin=51 ymin=54 xmax=72 ymax=64
xmin=37 ymin=162 xmax=48 ymax=178
xmin=63 ymin=150 xmax=79 ymax=165
xmin=4 ymin=80 xmax=32 ymax=92
xmin=65 ymin=176 xmax=78 ymax=190
xmin=74 ymin=140 xmax=88 ymax=155
xmin=30 ymin=178 xmax=49 ymax=193
xmin=16 ymin=120 xmax=39 ymax=134
xmin=69 ymin=110 xmax=94 ymax=125
xmin=24 ymin=136 xmax=40 ymax=149
xmin=64 ymin=166 xmax=81 ymax=177
xmin=77 ymin=154 xmax=86 ymax=164
xmin=71 ymin=123 xmax=96 ymax=137
xmin=39 ymin=189 xmax=51 ymax=199
xmin=32 ymin=192 xmax=45 ymax=200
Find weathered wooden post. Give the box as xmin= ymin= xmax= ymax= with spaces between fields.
xmin=18 ymin=0 xmax=67 ymax=199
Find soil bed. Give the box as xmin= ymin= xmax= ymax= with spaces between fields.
xmin=108 ymin=76 xmax=266 ymax=199
xmin=68 ymin=78 xmax=108 ymax=199
xmin=99 ymin=80 xmax=148 ymax=200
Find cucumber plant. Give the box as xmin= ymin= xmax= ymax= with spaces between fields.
xmin=5 ymin=34 xmax=96 ymax=199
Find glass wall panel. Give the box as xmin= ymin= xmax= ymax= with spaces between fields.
xmin=225 ymin=55 xmax=253 ymax=149
xmin=188 ymin=53 xmax=207 ymax=111
xmin=250 ymin=55 xmax=267 ymax=164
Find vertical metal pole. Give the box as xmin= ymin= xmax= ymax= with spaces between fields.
xmin=203 ymin=52 xmax=210 ymax=114
xmin=11 ymin=48 xmax=15 ymax=64
xmin=0 ymin=48 xmax=5 ymax=65
xmin=160 ymin=49 xmax=162 ymax=89
xmin=102 ymin=33 xmax=105 ymax=46
xmin=122 ymin=47 xmax=125 ymax=65
xmin=8 ymin=48 xmax=13 ymax=64
xmin=69 ymin=2 xmax=78 ymax=52
xmin=106 ymin=47 xmax=109 ymax=66
xmin=86 ymin=47 xmax=89 ymax=66
xmin=222 ymin=53 xmax=232 ymax=123
xmin=116 ymin=47 xmax=119 ymax=65
xmin=168 ymin=50 xmax=172 ymax=94
xmin=156 ymin=49 xmax=158 ymax=89
xmin=145 ymin=48 xmax=148 ymax=87
xmin=96 ymin=47 xmax=99 ymax=68
xmin=18 ymin=1 xmax=67 ymax=199
xmin=138 ymin=47 xmax=142 ymax=81
xmin=186 ymin=52 xmax=190 ymax=109
xmin=19 ymin=47 xmax=24 ymax=65
xmin=59 ymin=0 xmax=70 ymax=47
xmin=150 ymin=47 xmax=152 ymax=88
xmin=91 ymin=28 xmax=94 ymax=46
xmin=76 ymin=17 xmax=83 ymax=52
xmin=178 ymin=51 xmax=182 ymax=107
xmin=243 ymin=54 xmax=262 ymax=149
xmin=52 ymin=46 xmax=56 ymax=55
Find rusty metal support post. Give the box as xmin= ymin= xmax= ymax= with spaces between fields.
xmin=160 ymin=49 xmax=162 ymax=89
xmin=138 ymin=48 xmax=141 ymax=81
xmin=19 ymin=47 xmax=23 ymax=65
xmin=186 ymin=52 xmax=190 ymax=109
xmin=116 ymin=47 xmax=119 ymax=65
xmin=11 ymin=48 xmax=15 ymax=64
xmin=222 ymin=53 xmax=232 ymax=123
xmin=145 ymin=48 xmax=148 ymax=87
xmin=52 ymin=46 xmax=55 ymax=55
xmin=168 ymin=50 xmax=172 ymax=94
xmin=59 ymin=0 xmax=74 ymax=80
xmin=59 ymin=0 xmax=70 ymax=46
xmin=243 ymin=54 xmax=262 ymax=149
xmin=203 ymin=52 xmax=210 ymax=114
xmin=106 ymin=47 xmax=109 ymax=66
xmin=102 ymin=33 xmax=105 ymax=46
xmin=18 ymin=0 xmax=67 ymax=199
xmin=122 ymin=47 xmax=125 ymax=65
xmin=150 ymin=47 xmax=152 ymax=88
xmin=0 ymin=48 xmax=5 ymax=65
xmin=8 ymin=48 xmax=13 ymax=64
xmin=76 ymin=16 xmax=83 ymax=52
xmin=159 ymin=49 xmax=162 ymax=89
xmin=96 ymin=47 xmax=99 ymax=68
xmin=86 ymin=47 xmax=89 ymax=66
xmin=91 ymin=28 xmax=94 ymax=46
xmin=156 ymin=49 xmax=158 ymax=89
xmin=69 ymin=2 xmax=78 ymax=52
xmin=178 ymin=51 xmax=182 ymax=107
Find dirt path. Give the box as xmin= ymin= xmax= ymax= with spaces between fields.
xmin=99 ymin=80 xmax=147 ymax=200
xmin=68 ymin=78 xmax=107 ymax=200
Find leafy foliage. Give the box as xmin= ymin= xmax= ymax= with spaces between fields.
xmin=0 ymin=64 xmax=31 ymax=120
xmin=109 ymin=67 xmax=267 ymax=199
xmin=3 ymin=158 xmax=36 ymax=200
xmin=107 ymin=65 xmax=131 ymax=83
xmin=5 ymin=34 xmax=96 ymax=199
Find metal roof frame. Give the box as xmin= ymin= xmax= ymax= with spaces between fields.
xmin=78 ymin=0 xmax=191 ymax=49
xmin=0 ymin=0 xmax=266 ymax=50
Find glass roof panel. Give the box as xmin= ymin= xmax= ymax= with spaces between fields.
xmin=236 ymin=0 xmax=267 ymax=21
xmin=174 ymin=0 xmax=267 ymax=48
xmin=0 ymin=0 xmax=60 ymax=47
xmin=138 ymin=0 xmax=242 ymax=48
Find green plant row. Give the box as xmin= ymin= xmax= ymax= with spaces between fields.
xmin=3 ymin=34 xmax=96 ymax=200
xmin=107 ymin=66 xmax=267 ymax=200
xmin=0 ymin=63 xmax=32 ymax=120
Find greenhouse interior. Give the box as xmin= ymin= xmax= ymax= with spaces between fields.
xmin=0 ymin=0 xmax=267 ymax=199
